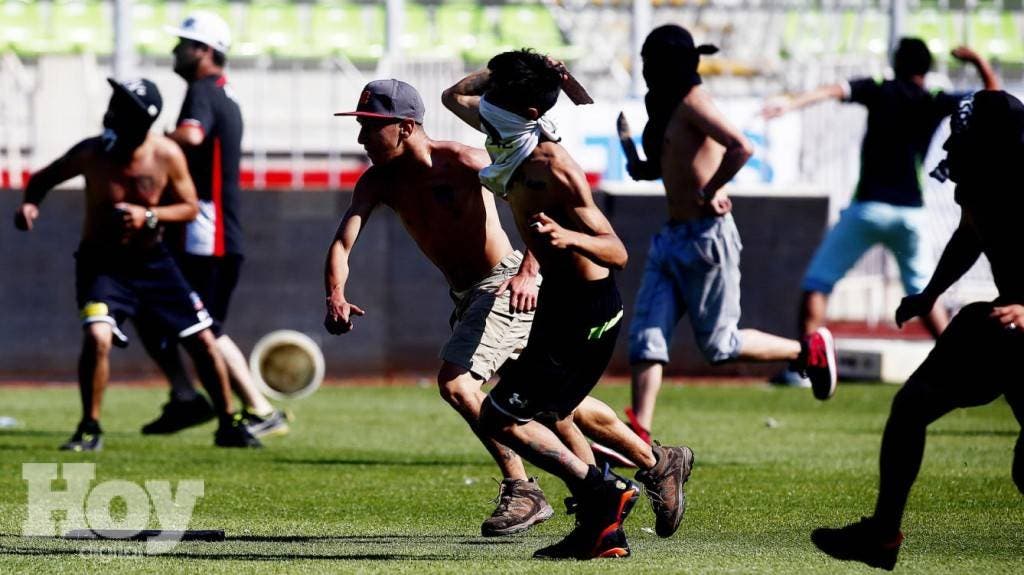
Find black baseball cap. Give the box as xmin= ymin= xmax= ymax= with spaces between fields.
xmin=107 ymin=77 xmax=163 ymax=120
xmin=335 ymin=79 xmax=424 ymax=124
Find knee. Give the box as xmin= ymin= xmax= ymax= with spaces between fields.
xmin=438 ymin=373 xmax=477 ymax=414
xmin=183 ymin=329 xmax=219 ymax=359
xmin=697 ymin=330 xmax=741 ymax=365
xmin=83 ymin=325 xmax=113 ymax=357
xmin=888 ymin=382 xmax=932 ymax=428
xmin=630 ymin=327 xmax=670 ymax=365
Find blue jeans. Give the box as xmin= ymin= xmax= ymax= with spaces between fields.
xmin=802 ymin=201 xmax=932 ymax=295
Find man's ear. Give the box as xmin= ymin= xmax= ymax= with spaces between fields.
xmin=399 ymin=119 xmax=416 ymax=139
xmin=525 ymin=107 xmax=540 ymax=120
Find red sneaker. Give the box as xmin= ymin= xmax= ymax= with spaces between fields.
xmin=624 ymin=407 xmax=652 ymax=445
xmin=797 ymin=327 xmax=837 ymax=400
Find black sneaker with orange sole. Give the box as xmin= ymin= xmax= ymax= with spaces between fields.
xmin=533 ymin=465 xmax=640 ymax=560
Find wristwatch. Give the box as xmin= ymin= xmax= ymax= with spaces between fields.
xmin=144 ymin=209 xmax=159 ymax=230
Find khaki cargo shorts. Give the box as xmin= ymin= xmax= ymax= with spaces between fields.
xmin=439 ymin=251 xmax=538 ymax=381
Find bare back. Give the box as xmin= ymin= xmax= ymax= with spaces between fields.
xmin=368 ymin=141 xmax=515 ymax=290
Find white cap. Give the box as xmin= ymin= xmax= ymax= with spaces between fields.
xmin=166 ymin=11 xmax=231 ymax=53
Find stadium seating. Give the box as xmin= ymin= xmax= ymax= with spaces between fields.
xmin=309 ymin=0 xmax=385 ymax=63
xmin=50 ymin=0 xmax=113 ymax=55
xmin=0 ymin=0 xmax=50 ymax=56
xmin=133 ymin=0 xmax=177 ymax=56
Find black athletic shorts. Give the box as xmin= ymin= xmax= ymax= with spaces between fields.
xmin=75 ymin=242 xmax=213 ymax=346
xmin=903 ymin=301 xmax=1023 ymax=416
xmin=488 ymin=275 xmax=624 ymax=422
xmin=174 ymin=253 xmax=243 ymax=335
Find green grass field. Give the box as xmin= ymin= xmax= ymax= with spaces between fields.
xmin=0 ymin=382 xmax=1021 ymax=573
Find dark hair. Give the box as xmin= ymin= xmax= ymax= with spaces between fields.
xmin=893 ymin=37 xmax=932 ymax=79
xmin=486 ymin=49 xmax=562 ymax=114
xmin=185 ymin=39 xmax=227 ymax=67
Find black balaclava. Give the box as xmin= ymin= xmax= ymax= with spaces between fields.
xmin=631 ymin=25 xmax=718 ymax=180
xmin=931 ymin=90 xmax=1024 ymax=205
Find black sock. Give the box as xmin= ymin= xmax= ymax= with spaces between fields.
xmin=569 ymin=465 xmax=605 ymax=497
xmin=170 ymin=381 xmax=199 ymax=403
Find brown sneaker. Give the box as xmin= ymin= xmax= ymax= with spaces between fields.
xmin=634 ymin=442 xmax=694 ymax=537
xmin=481 ymin=477 xmax=555 ymax=537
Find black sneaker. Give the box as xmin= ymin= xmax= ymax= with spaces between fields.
xmin=635 ymin=442 xmax=694 ymax=537
xmin=60 ymin=420 xmax=103 ymax=452
xmin=812 ymin=516 xmax=904 ymax=571
xmin=532 ymin=465 xmax=640 ymax=560
xmin=481 ymin=477 xmax=555 ymax=537
xmin=214 ymin=414 xmax=262 ymax=448
xmin=243 ymin=409 xmax=292 ymax=438
xmin=141 ymin=395 xmax=215 ymax=435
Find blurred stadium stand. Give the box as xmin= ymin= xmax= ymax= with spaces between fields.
xmin=0 ymin=0 xmax=1007 ymax=354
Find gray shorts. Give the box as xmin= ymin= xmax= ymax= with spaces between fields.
xmin=440 ymin=251 xmax=538 ymax=381
xmin=628 ymin=214 xmax=743 ymax=365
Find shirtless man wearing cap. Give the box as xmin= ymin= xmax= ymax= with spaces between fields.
xmin=616 ymin=25 xmax=838 ymax=443
xmin=137 ymin=11 xmax=290 ymax=439
xmin=324 ymin=78 xmax=555 ymax=536
xmin=13 ymin=78 xmax=259 ymax=451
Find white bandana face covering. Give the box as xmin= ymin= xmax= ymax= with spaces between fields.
xmin=477 ymin=96 xmax=559 ymax=198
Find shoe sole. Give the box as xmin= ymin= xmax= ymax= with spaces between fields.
xmin=251 ymin=423 xmax=290 ymax=438
xmin=481 ymin=501 xmax=556 ymax=537
xmin=592 ymin=442 xmax=639 ymax=468
xmin=812 ymin=327 xmax=838 ymax=401
xmin=595 ymin=546 xmax=631 ymax=558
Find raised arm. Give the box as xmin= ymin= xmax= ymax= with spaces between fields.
xmin=951 ymin=46 xmax=1001 ymax=90
xmin=442 ymin=68 xmax=490 ymax=131
xmin=14 ymin=140 xmax=89 ymax=231
xmin=531 ymin=154 xmax=628 ymax=270
xmin=324 ymin=175 xmax=380 ymax=334
xmin=762 ymin=84 xmax=846 ymax=119
xmin=895 ymin=211 xmax=982 ymax=326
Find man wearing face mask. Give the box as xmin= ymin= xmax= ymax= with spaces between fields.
xmin=137 ymin=12 xmax=289 ymax=438
xmin=614 ymin=25 xmax=838 ymax=443
xmin=12 ymin=78 xmax=260 ymax=451
xmin=812 ymin=89 xmax=1024 ymax=571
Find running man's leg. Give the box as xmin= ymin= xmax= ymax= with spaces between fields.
xmin=873 ymin=302 xmax=1003 ymax=534
xmin=800 ymin=203 xmax=883 ymax=336
xmin=886 ymin=206 xmax=948 ymax=339
xmin=438 ymin=362 xmax=528 ymax=480
xmin=78 ymin=322 xmax=114 ymax=423
xmin=628 ymin=230 xmax=682 ymax=431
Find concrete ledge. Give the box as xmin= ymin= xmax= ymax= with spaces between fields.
xmin=836 ymin=337 xmax=934 ymax=384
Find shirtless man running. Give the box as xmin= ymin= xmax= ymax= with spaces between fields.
xmin=13 ymin=78 xmax=259 ymax=450
xmin=618 ymin=25 xmax=838 ymax=440
xmin=324 ymin=79 xmax=553 ymax=536
xmin=444 ymin=51 xmax=692 ymax=559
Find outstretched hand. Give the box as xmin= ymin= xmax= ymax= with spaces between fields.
xmin=895 ymin=293 xmax=937 ymax=328
xmin=324 ymin=296 xmax=365 ymax=335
